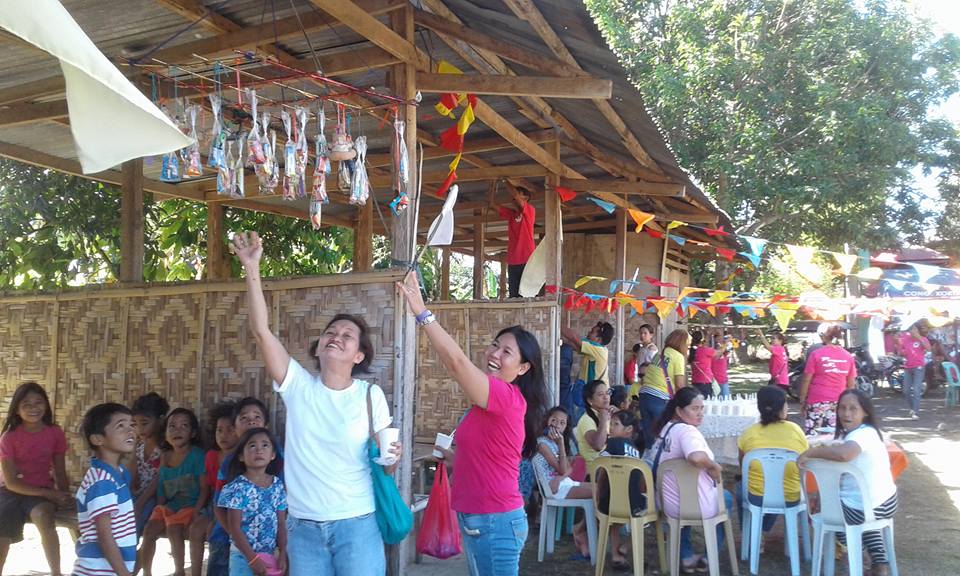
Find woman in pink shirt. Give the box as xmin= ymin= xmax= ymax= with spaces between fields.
xmin=798 ymin=324 xmax=856 ymax=434
xmin=399 ymin=272 xmax=547 ymax=576
xmin=758 ymin=331 xmax=790 ymax=390
xmin=691 ymin=335 xmax=717 ymax=398
xmin=897 ymin=321 xmax=931 ymax=419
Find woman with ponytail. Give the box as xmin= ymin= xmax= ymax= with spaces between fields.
xmin=398 ymin=272 xmax=547 ymax=576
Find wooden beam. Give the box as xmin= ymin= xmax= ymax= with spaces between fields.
xmin=308 ymin=0 xmax=425 ymax=69
xmin=653 ymin=211 xmax=718 ymax=225
xmin=371 ymin=164 xmax=547 ymax=187
xmin=120 ymin=159 xmax=144 ymax=283
xmin=557 ymin=177 xmax=684 ymax=197
xmin=473 ymin=206 xmax=486 ymax=299
xmin=0 ymin=77 xmax=65 ymax=106
xmin=416 ymin=72 xmax=611 ymax=99
xmin=206 ymin=202 xmax=230 ymax=280
xmin=499 ymin=260 xmax=507 ymax=300
xmin=413 ymin=9 xmax=585 ymax=78
xmin=365 ymin=129 xmax=554 ymax=168
xmin=222 ymin=197 xmax=352 ymax=228
xmin=353 ymin=202 xmax=373 ymax=272
xmin=544 ymin=140 xmax=561 ymax=291
xmin=0 ymin=100 xmax=68 ymax=127
xmin=440 ymin=249 xmax=451 ymax=300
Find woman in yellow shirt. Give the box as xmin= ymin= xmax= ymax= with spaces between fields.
xmin=636 ymin=329 xmax=689 ymax=448
xmin=737 ymin=385 xmax=808 ymax=541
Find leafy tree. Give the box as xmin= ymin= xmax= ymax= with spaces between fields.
xmin=587 ymin=0 xmax=960 ymax=251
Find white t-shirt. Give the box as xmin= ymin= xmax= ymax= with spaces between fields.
xmin=840 ymin=425 xmax=896 ymax=510
xmin=274 ymin=358 xmax=391 ymax=521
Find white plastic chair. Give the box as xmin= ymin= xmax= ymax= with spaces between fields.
xmin=534 ymin=462 xmax=598 ymax=565
xmin=802 ymin=459 xmax=898 ymax=576
xmin=657 ymin=458 xmax=739 ymax=576
xmin=739 ymin=449 xmax=810 ymax=576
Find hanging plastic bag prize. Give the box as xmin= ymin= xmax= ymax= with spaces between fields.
xmin=350 ymin=135 xmax=370 ymax=206
xmin=329 ymin=103 xmax=356 ymax=161
xmin=312 ymin=104 xmax=330 ymax=203
xmin=245 ymin=89 xmax=266 ymax=165
xmin=159 ymin=104 xmax=181 ymax=182
xmin=415 ymin=462 xmax=461 ymax=559
xmin=390 ymin=117 xmax=410 ymax=214
xmin=310 ymin=199 xmax=322 ymax=230
xmin=281 ymin=110 xmax=298 ymax=200
xmin=183 ymin=105 xmax=202 ymax=178
xmin=208 ymin=94 xmax=227 ymax=169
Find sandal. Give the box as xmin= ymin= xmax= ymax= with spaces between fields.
xmin=680 ymin=557 xmax=709 ymax=574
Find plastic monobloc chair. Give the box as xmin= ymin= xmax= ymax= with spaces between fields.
xmin=592 ymin=456 xmax=666 ymax=576
xmin=802 ymin=459 xmax=898 ymax=576
xmin=657 ymin=458 xmax=739 ymax=576
xmin=534 ymin=463 xmax=598 ymax=565
xmin=739 ymin=449 xmax=810 ymax=576
xmin=943 ymin=362 xmax=960 ymax=407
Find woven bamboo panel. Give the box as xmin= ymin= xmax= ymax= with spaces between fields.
xmin=414 ymin=303 xmax=555 ymax=442
xmin=0 ymin=301 xmax=56 ymax=424
xmin=55 ymin=298 xmax=127 ymax=480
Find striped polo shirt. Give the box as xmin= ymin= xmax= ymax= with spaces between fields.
xmin=72 ymin=457 xmax=137 ymax=575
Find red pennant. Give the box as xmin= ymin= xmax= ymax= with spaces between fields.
xmin=704 ymin=225 xmax=730 ymax=238
xmin=467 ymin=94 xmax=478 ymax=108
xmin=717 ymin=305 xmax=731 ymax=314
xmin=545 ymin=285 xmax=558 ymax=294
xmin=435 ymin=170 xmax=457 ymax=198
xmin=644 ymin=276 xmax=678 ymax=288
xmin=555 ymin=186 xmax=577 ymax=202
xmin=563 ymin=294 xmax=577 ymax=310
xmin=716 ymin=247 xmax=736 ymax=261
xmin=439 ymin=125 xmax=464 ymax=152
xmin=437 ymin=93 xmax=459 ymax=116
xmin=645 ymin=228 xmax=664 ymax=239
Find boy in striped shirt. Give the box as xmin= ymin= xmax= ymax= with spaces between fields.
xmin=73 ymin=403 xmax=138 ymax=576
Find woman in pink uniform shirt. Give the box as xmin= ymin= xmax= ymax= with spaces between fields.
xmin=798 ymin=323 xmax=856 ymax=434
xmin=897 ymin=321 xmax=930 ymax=419
xmin=398 ymin=272 xmax=547 ymax=576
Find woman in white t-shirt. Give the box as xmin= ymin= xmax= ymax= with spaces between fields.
xmin=232 ymin=232 xmax=401 ymax=576
xmin=649 ymin=387 xmax=733 ymax=573
xmin=799 ymin=389 xmax=897 ymax=576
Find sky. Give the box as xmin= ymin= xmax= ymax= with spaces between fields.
xmin=907 ymin=0 xmax=960 ymax=237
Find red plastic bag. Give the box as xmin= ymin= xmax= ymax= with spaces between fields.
xmin=416 ymin=462 xmax=462 ymax=559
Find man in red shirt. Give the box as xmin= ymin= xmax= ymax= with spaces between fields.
xmin=497 ymin=185 xmax=536 ymax=298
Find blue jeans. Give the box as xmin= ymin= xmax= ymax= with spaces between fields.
xmin=286 ymin=512 xmax=384 ymax=576
xmin=207 ymin=539 xmax=230 ymax=576
xmin=458 ymin=507 xmax=528 ymax=576
xmin=735 ymin=486 xmax=799 ymax=533
xmin=904 ymin=366 xmax=924 ymax=413
xmin=639 ymin=393 xmax=668 ymax=449
xmin=228 ymin=549 xmax=255 ymax=576
xmin=718 ymin=383 xmax=730 ymax=398
xmin=680 ymin=491 xmax=734 ymax=562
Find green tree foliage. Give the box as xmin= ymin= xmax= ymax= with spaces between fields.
xmin=587 ymin=0 xmax=960 ymax=250
xmin=0 ymin=159 xmax=364 ymax=290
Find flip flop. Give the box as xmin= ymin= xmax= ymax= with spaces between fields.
xmin=680 ymin=557 xmax=709 ymax=574
xmin=568 ymin=552 xmax=590 ymax=562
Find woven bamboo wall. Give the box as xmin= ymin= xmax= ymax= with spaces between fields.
xmin=413 ymin=300 xmax=558 ymax=442
xmin=0 ymin=271 xmax=402 ymax=483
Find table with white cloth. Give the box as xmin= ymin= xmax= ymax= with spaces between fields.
xmin=698 ymin=397 xmax=760 ymax=465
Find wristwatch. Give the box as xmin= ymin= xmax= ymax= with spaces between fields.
xmin=415 ymin=310 xmax=436 ymax=327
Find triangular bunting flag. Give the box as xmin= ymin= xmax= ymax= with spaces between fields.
xmin=667 ymin=220 xmax=686 ymax=230
xmin=628 ymin=209 xmax=655 ymax=232
xmin=741 ymin=236 xmax=768 ymax=257
xmin=574 ymin=275 xmax=607 ymax=289
xmin=831 ymin=252 xmax=858 ymax=275
xmin=644 ymin=276 xmax=678 ymax=288
xmin=588 ymin=197 xmax=616 ymax=214
xmin=555 ymin=186 xmax=577 ymax=202
xmin=651 ymin=299 xmax=674 ymax=319
xmin=668 ymin=234 xmax=686 ymax=246
xmin=771 ymin=308 xmax=796 ymax=332
xmin=646 ymin=228 xmax=665 ymax=239
xmin=786 ymin=244 xmax=816 ymax=265
xmin=739 ymin=252 xmax=761 ymax=268
xmin=708 ymin=290 xmax=735 ymax=304
xmin=704 ymin=226 xmax=730 ymax=238
xmin=678 ymin=287 xmax=710 ymax=300
xmin=716 ymin=247 xmax=736 ymax=261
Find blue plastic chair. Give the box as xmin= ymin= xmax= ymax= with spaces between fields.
xmin=943 ymin=362 xmax=960 ymax=407
xmin=739 ymin=449 xmax=810 ymax=576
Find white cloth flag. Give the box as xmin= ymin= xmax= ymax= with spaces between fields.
xmin=0 ymin=0 xmax=192 ymax=173
xmin=426 ymin=185 xmax=459 ymax=246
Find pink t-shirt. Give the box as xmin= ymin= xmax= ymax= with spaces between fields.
xmin=0 ymin=424 xmax=67 ymax=489
xmin=691 ymin=347 xmax=716 ymax=385
xmin=711 ymin=353 xmax=729 ymax=384
xmin=769 ymin=345 xmax=789 ymax=385
xmin=803 ymin=345 xmax=857 ymax=404
xmin=451 ymin=375 xmax=527 ymax=514
xmin=899 ymin=333 xmax=929 ymax=369
xmin=654 ymin=423 xmax=720 ymax=519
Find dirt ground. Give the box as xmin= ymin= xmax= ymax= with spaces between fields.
xmin=6 ymin=363 xmax=960 ymax=575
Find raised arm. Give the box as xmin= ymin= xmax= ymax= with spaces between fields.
xmin=232 ymin=232 xmax=291 ymax=384
xmin=756 ymin=329 xmax=773 ymax=351
xmin=560 ymin=325 xmax=581 ymax=347
xmin=398 ymin=272 xmax=491 ymax=408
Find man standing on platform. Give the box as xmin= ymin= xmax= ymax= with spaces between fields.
xmin=496 ymin=185 xmax=535 ymax=298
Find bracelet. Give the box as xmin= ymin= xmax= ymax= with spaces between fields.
xmin=414 ymin=309 xmax=432 ymax=323
xmin=416 ymin=311 xmax=436 ymax=327
xmin=247 ymin=556 xmax=260 ymax=567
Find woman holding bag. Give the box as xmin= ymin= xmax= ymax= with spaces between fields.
xmin=233 ymin=232 xmax=402 ymax=576
xmin=637 ymin=329 xmax=690 ymax=448
xmin=398 ymin=272 xmax=547 ymax=576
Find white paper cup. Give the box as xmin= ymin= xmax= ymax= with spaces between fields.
xmin=378 ymin=427 xmax=400 ymax=463
xmin=433 ymin=432 xmax=453 ymax=458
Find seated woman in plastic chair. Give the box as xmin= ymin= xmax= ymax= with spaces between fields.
xmin=531 ymin=406 xmax=593 ymax=558
xmin=798 ymin=389 xmax=898 ymax=576
xmin=650 ymin=387 xmax=734 ymax=574
xmin=737 ymin=386 xmax=809 ymax=545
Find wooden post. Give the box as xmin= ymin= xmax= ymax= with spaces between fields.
xmin=614 ymin=207 xmax=627 ymax=387
xmin=388 ymin=6 xmax=417 ymax=574
xmin=354 ymin=201 xmax=373 ymax=272
xmin=499 ymin=259 xmax=507 ymax=301
xmin=119 ymin=158 xmax=144 ymax=283
xmin=544 ymin=139 xmax=561 ymax=403
xmin=473 ymin=207 xmax=486 ymax=299
xmin=440 ymin=248 xmax=451 ymax=300
xmin=206 ymin=202 xmax=230 ymax=280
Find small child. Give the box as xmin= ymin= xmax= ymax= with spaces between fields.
xmin=140 ymin=408 xmax=207 ymax=576
xmin=598 ymin=410 xmax=648 ymax=565
xmin=73 ymin=403 xmax=138 ymax=576
xmin=218 ymin=427 xmax=287 ymax=576
xmin=624 ymin=344 xmax=642 ymax=391
xmin=609 ymin=385 xmax=631 ymax=414
xmin=130 ymin=392 xmax=169 ymax=533
xmin=0 ymin=382 xmax=71 ymax=576
xmin=193 ymin=401 xmax=237 ymax=576
xmin=530 ymin=407 xmax=592 ymax=558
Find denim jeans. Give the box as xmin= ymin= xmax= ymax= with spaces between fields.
xmin=207 ymin=539 xmax=230 ymax=576
xmin=718 ymin=383 xmax=730 ymax=398
xmin=228 ymin=549 xmax=254 ymax=576
xmin=458 ymin=507 xmax=528 ymax=576
xmin=904 ymin=366 xmax=925 ymax=413
xmin=735 ymin=485 xmax=800 ymax=533
xmin=679 ymin=490 xmax=734 ymax=561
xmin=639 ymin=393 xmax=668 ymax=449
xmin=286 ymin=512 xmax=384 ymax=576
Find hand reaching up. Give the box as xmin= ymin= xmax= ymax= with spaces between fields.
xmin=231 ymin=231 xmax=263 ymax=270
